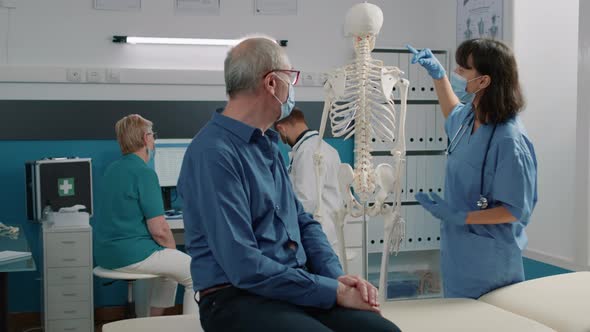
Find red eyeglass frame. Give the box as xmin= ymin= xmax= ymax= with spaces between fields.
xmin=264 ymin=69 xmax=300 ymax=85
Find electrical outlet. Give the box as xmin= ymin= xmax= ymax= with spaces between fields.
xmin=301 ymin=72 xmax=319 ymax=86
xmin=66 ymin=68 xmax=83 ymax=82
xmin=0 ymin=0 xmax=17 ymax=8
xmin=86 ymin=68 xmax=105 ymax=83
xmin=105 ymin=69 xmax=120 ymax=83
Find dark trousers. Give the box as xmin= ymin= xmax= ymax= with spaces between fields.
xmin=198 ymin=287 xmax=401 ymax=332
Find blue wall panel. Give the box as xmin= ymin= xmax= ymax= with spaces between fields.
xmin=2 ymin=139 xmax=573 ymax=312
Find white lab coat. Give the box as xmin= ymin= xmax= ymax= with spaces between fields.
xmin=288 ymin=130 xmax=342 ymax=252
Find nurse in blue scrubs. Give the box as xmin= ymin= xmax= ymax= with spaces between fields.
xmin=406 ymin=39 xmax=538 ymax=299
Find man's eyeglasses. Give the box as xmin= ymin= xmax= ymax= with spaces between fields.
xmin=265 ymin=69 xmax=300 ymax=85
xmin=147 ymin=132 xmax=158 ymax=139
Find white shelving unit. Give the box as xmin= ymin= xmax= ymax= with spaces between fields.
xmin=41 ymin=224 xmax=94 ymax=332
xmin=343 ymin=48 xmax=449 ymax=300
xmin=343 ymin=215 xmax=364 ymax=277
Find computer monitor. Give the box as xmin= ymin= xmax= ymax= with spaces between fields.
xmin=152 ymin=139 xmax=192 ymax=210
xmin=25 ymin=158 xmax=93 ymax=221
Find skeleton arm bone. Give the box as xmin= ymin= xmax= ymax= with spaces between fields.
xmin=373 ymin=77 xmax=409 ymax=302
xmin=314 ymin=103 xmax=332 ymax=221
xmin=334 ymin=164 xmax=356 ymax=272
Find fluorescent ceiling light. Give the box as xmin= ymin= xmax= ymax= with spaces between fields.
xmin=126 ymin=36 xmax=240 ymax=46
xmin=113 ymin=36 xmax=288 ymax=47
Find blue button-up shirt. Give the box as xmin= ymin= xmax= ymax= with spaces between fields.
xmin=178 ymin=113 xmax=343 ymax=309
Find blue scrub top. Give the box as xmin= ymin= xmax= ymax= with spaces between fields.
xmin=441 ymin=103 xmax=538 ymax=299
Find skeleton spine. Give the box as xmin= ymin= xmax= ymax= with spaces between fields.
xmin=353 ymin=37 xmax=376 ymax=202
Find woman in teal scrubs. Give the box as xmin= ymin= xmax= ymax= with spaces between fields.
xmin=407 ymin=39 xmax=538 ymax=299
xmin=94 ymin=114 xmax=196 ymax=315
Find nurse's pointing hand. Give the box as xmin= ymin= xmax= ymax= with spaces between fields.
xmin=406 ymin=44 xmax=446 ymax=80
xmin=415 ymin=192 xmax=467 ymax=226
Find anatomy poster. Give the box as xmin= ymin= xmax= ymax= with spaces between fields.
xmin=456 ymin=0 xmax=503 ymax=45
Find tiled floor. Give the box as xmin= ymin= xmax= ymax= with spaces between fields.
xmin=10 ymin=305 xmax=183 ymax=332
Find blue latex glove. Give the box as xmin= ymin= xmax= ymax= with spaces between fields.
xmin=415 ymin=192 xmax=467 ymax=226
xmin=406 ymin=44 xmax=446 ymax=80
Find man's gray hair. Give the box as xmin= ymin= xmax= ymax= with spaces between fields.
xmin=224 ymin=36 xmax=290 ymax=97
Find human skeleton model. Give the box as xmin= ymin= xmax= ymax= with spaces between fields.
xmin=313 ymin=3 xmax=409 ymax=304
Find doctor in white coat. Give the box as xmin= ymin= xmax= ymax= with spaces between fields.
xmin=275 ymin=108 xmax=342 ymax=257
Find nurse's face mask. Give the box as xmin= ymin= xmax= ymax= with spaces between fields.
xmin=146 ymin=131 xmax=156 ymax=161
xmin=450 ymin=72 xmax=484 ymax=104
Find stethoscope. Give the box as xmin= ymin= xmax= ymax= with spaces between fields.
xmin=287 ymin=131 xmax=318 ymax=174
xmin=446 ymin=111 xmax=497 ymax=210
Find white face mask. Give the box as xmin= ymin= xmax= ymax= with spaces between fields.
xmin=147 ymin=147 xmax=155 ymax=161
xmin=450 ymin=72 xmax=484 ymax=104
xmin=272 ymin=75 xmax=296 ymax=121
xmin=145 ymin=130 xmax=156 ymax=161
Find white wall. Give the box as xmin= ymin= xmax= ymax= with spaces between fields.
xmin=577 ymin=0 xmax=590 ymax=268
xmin=513 ymin=0 xmax=584 ymax=270
xmin=5 ymin=0 xmax=586 ymax=269
xmin=0 ymin=0 xmax=455 ymax=100
xmin=0 ymin=8 xmax=7 ymax=64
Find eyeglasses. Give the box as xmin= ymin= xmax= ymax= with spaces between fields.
xmin=265 ymin=69 xmax=300 ymax=85
xmin=147 ymin=131 xmax=158 ymax=139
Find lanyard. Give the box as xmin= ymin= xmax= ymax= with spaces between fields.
xmin=477 ymin=124 xmax=497 ymax=209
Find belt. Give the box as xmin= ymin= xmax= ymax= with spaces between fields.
xmin=199 ymin=283 xmax=232 ymax=298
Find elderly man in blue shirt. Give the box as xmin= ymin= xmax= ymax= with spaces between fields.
xmin=178 ymin=37 xmax=400 ymax=332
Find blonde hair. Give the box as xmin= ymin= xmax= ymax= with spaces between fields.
xmin=115 ymin=114 xmax=153 ymax=155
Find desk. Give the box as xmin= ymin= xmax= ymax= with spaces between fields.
xmin=166 ymin=218 xmax=184 ymax=230
xmin=167 ymin=218 xmax=185 ymax=245
xmin=0 ymin=225 xmax=36 ymax=332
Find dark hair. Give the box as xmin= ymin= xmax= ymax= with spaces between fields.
xmin=456 ymin=38 xmax=525 ymax=125
xmin=275 ymin=107 xmax=306 ymax=125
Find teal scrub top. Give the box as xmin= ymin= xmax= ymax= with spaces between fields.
xmin=94 ymin=153 xmax=165 ymax=269
xmin=441 ymin=103 xmax=538 ymax=299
